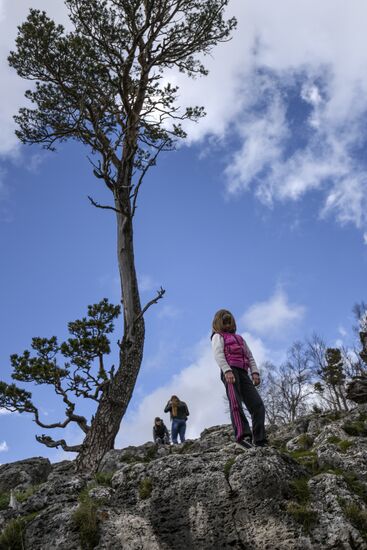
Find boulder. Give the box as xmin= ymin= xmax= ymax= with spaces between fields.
xmin=0 ymin=457 xmax=51 ymax=492
xmin=346 ymin=376 xmax=367 ymax=404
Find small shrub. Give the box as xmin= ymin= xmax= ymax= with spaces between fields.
xmin=289 ymin=477 xmax=310 ymax=504
xmin=338 ymin=440 xmax=354 ymax=453
xmin=288 ymin=450 xmax=318 ymax=474
xmin=326 ymin=410 xmax=342 ymax=421
xmin=286 ymin=502 xmax=317 ymax=532
xmin=72 ymin=490 xmax=100 ymax=550
xmin=327 ymin=437 xmax=354 ymax=453
xmin=119 ymin=453 xmax=140 ymax=464
xmin=145 ymin=446 xmax=158 ymax=461
xmin=342 ymin=472 xmax=367 ymax=504
xmin=0 ymin=513 xmax=38 ymax=550
xmin=95 ymin=472 xmax=113 ymax=486
xmin=342 ymin=502 xmax=367 ymax=541
xmin=269 ymin=438 xmax=284 ymax=450
xmin=0 ymin=518 xmax=25 ymax=550
xmin=224 ymin=458 xmax=236 ymax=480
xmin=16 ymin=484 xmax=40 ymax=503
xmin=179 ymin=441 xmax=195 ymax=454
xmin=327 ymin=435 xmax=341 ymax=445
xmin=343 ymin=420 xmax=367 ymax=437
xmin=139 ymin=478 xmax=153 ymax=500
xmin=297 ymin=434 xmax=314 ymax=450
xmin=0 ymin=492 xmax=9 ymax=511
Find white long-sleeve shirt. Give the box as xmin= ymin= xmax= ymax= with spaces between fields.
xmin=211 ymin=333 xmax=259 ymax=376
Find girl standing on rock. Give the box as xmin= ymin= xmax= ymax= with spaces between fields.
xmin=211 ymin=309 xmax=267 ymax=449
xmin=164 ymin=395 xmax=190 ymax=444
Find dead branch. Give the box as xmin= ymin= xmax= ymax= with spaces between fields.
xmin=136 ymin=286 xmax=166 ymax=323
xmin=36 ymin=434 xmax=82 ymax=452
xmin=88 ymin=195 xmax=122 ymax=214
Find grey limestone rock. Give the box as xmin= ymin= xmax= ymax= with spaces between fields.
xmin=347 ymin=376 xmax=367 ymax=404
xmin=0 ymin=457 xmax=51 ymax=492
xmin=1 ymin=410 xmax=367 ymax=549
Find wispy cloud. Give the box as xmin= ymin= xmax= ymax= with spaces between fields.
xmin=157 ymin=304 xmax=182 ymax=320
xmin=138 ymin=274 xmax=157 ymax=293
xmin=0 ymin=441 xmax=9 ymax=452
xmin=241 ymin=288 xmax=305 ymax=338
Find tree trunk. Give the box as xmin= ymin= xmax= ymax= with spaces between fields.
xmin=75 ymin=201 xmax=145 ymax=473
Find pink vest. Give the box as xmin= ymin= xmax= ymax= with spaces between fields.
xmin=221 ymin=332 xmax=249 ymax=370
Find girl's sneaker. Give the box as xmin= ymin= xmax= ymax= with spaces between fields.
xmin=235 ymin=437 xmax=253 ymax=450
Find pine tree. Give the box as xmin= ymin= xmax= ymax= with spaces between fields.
xmin=3 ymin=0 xmax=236 ymax=471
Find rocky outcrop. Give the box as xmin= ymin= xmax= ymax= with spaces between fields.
xmin=0 ymin=457 xmax=51 ymax=493
xmin=347 ymin=376 xmax=367 ymax=404
xmin=1 ymin=407 xmax=367 ymax=549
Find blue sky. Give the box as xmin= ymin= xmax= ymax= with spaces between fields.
xmin=0 ymin=0 xmax=366 ymax=464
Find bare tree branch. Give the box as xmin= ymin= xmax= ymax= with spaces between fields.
xmin=88 ymin=195 xmax=122 ymax=214
xmin=135 ymin=287 xmax=166 ymax=323
xmin=36 ymin=434 xmax=82 ymax=452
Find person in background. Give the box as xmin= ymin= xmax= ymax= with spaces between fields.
xmin=153 ymin=417 xmax=170 ymax=445
xmin=164 ymin=395 xmax=189 ymax=444
xmin=211 ymin=309 xmax=267 ymax=450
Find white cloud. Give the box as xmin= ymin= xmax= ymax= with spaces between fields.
xmin=0 ymin=441 xmax=9 ymax=452
xmin=241 ymin=289 xmax=305 ymax=337
xmin=157 ymin=304 xmax=181 ymax=320
xmin=0 ymin=0 xmax=68 ymax=156
xmin=174 ymin=0 xmax=367 ymax=239
xmin=138 ymin=274 xmax=157 ymax=293
xmin=3 ymin=1 xmax=367 ymax=237
xmin=0 ymin=408 xmax=11 ymax=415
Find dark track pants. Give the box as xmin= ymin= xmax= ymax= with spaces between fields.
xmin=222 ymin=367 xmax=266 ymax=444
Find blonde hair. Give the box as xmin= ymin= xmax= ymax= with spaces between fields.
xmin=212 ymin=309 xmax=237 ymax=335
xmin=171 ymin=395 xmax=180 ymax=417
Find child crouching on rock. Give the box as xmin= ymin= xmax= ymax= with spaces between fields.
xmin=211 ymin=309 xmax=267 ymax=450
xmin=153 ymin=417 xmax=170 ymax=445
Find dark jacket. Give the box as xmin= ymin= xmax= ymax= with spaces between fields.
xmin=164 ymin=400 xmax=190 ymax=420
xmin=153 ymin=422 xmax=169 ymax=442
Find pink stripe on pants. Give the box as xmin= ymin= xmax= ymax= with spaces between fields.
xmin=227 ymin=382 xmax=244 ymax=441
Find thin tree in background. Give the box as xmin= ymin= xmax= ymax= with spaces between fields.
xmin=355 ymin=303 xmax=367 ymax=368
xmin=259 ymin=363 xmax=286 ymax=426
xmin=260 ymin=343 xmax=313 ymax=424
xmin=308 ymin=335 xmax=349 ymax=411
xmin=1 ymin=0 xmax=236 ymax=472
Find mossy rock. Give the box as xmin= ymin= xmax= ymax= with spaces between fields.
xmin=289 ymin=477 xmax=310 ymax=504
xmin=342 ymin=420 xmax=367 ymax=437
xmin=223 ymin=458 xmax=236 ymax=480
xmin=139 ymin=478 xmax=153 ymax=500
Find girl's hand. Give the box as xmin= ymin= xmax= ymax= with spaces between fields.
xmin=252 ymin=373 xmax=260 ymax=386
xmin=225 ymin=371 xmax=235 ymax=384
